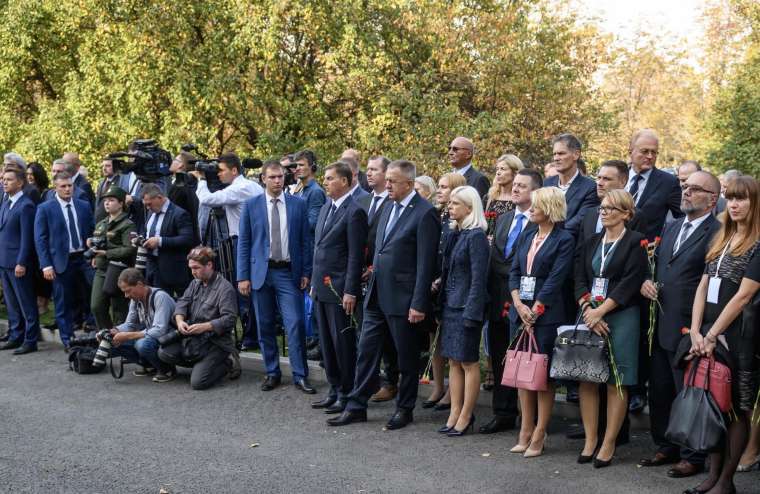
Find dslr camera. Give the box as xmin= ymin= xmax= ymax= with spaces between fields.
xmin=129 ymin=232 xmax=150 ymax=272
xmin=93 ymin=329 xmax=114 ymax=367
xmin=84 ymin=236 xmax=106 ymax=261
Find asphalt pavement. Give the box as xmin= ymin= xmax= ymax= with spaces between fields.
xmin=0 ymin=343 xmax=757 ymax=494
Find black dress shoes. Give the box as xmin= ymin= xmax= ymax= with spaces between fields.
xmin=311 ymin=396 xmax=337 ymax=409
xmin=294 ymin=378 xmax=316 ymax=394
xmin=639 ymin=452 xmax=679 ymax=467
xmin=325 ymin=401 xmax=346 ymax=414
xmin=0 ymin=340 xmax=22 ymax=351
xmin=478 ymin=416 xmax=516 ymax=434
xmin=327 ymin=409 xmax=367 ymax=426
xmin=261 ymin=375 xmax=281 ymax=391
xmin=385 ymin=409 xmax=413 ymax=430
xmin=628 ymin=394 xmax=646 ymax=414
xmin=12 ymin=344 xmax=37 ymax=355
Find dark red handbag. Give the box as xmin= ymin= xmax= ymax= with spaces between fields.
xmin=684 ymin=356 xmax=732 ymax=413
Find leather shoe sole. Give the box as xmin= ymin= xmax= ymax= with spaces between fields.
xmin=311 ymin=397 xmax=337 ymax=409
xmin=327 ymin=410 xmax=367 ymax=426
xmin=478 ymin=417 xmax=516 ymax=434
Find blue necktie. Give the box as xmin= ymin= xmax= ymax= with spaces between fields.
xmin=148 ymin=211 xmax=161 ymax=238
xmin=66 ymin=204 xmax=81 ymax=250
xmin=384 ymin=203 xmax=403 ymax=241
xmin=629 ymin=174 xmax=642 ymax=201
xmin=504 ymin=213 xmax=525 ymax=258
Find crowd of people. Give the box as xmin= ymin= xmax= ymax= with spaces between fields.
xmin=0 ymin=129 xmax=759 ymax=494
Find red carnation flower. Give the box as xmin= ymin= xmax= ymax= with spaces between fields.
xmin=594 ymin=295 xmax=604 ymax=302
xmin=582 ymin=292 xmax=592 ymax=302
xmin=640 ymin=239 xmax=649 ymax=248
xmin=654 ymin=236 xmax=661 ymax=244
xmin=534 ymin=303 xmax=545 ymax=316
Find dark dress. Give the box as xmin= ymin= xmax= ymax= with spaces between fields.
xmin=484 ymin=198 xmax=514 ymax=235
xmin=702 ymin=240 xmax=760 ymax=411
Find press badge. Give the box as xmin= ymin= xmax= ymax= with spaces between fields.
xmin=519 ymin=276 xmax=536 ymax=300
xmin=707 ymin=277 xmax=721 ymax=304
xmin=591 ymin=277 xmax=609 ymax=299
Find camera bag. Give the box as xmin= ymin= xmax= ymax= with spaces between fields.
xmin=68 ymin=347 xmax=104 ymax=375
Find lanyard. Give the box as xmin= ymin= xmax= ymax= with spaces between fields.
xmin=599 ymin=229 xmax=625 ymax=276
xmin=714 ymin=236 xmax=733 ymax=277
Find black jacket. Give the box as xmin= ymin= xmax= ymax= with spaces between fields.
xmin=144 ymin=202 xmax=195 ymax=289
xmin=633 ymin=167 xmax=683 ymax=241
xmin=464 ymin=166 xmax=490 ymax=198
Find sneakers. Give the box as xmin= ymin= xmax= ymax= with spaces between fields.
xmin=132 ymin=367 xmax=157 ymax=377
xmin=153 ymin=370 xmax=176 ymax=383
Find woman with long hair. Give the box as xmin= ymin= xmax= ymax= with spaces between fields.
xmin=484 ymin=154 xmax=524 ymax=221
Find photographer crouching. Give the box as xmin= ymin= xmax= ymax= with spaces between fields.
xmin=158 ymin=246 xmax=239 ymax=390
xmin=97 ymin=268 xmax=176 ymax=381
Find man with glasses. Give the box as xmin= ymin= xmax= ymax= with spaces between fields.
xmin=638 ymin=171 xmax=721 ymax=479
xmin=580 ymin=160 xmax=644 ymax=240
xmin=448 ymin=136 xmax=490 ymax=197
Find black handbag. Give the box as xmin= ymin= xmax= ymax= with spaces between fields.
xmin=665 ymin=358 xmax=727 ymax=452
xmin=550 ymin=313 xmax=610 ymax=384
xmin=103 ymin=261 xmax=127 ymax=297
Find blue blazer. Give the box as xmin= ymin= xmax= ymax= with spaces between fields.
xmin=352 ymin=186 xmax=370 ymax=203
xmin=0 ymin=194 xmax=36 ymax=269
xmin=508 ymin=227 xmax=575 ymax=326
xmin=366 ymin=193 xmax=440 ymax=316
xmin=634 ymin=167 xmax=683 ymax=241
xmin=544 ymin=174 xmax=599 ymax=235
xmin=237 ymin=193 xmax=313 ymax=290
xmin=34 ymin=197 xmax=95 ymax=273
xmin=295 ymin=179 xmax=327 ymax=236
xmin=441 ymin=228 xmax=490 ymax=325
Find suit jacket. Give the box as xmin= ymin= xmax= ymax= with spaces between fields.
xmin=0 ymin=193 xmax=36 ymax=269
xmin=464 ymin=166 xmax=490 ymax=198
xmin=145 ymin=202 xmax=195 ymax=287
xmin=574 ymin=228 xmax=647 ymax=314
xmin=295 ymin=179 xmax=327 ymax=237
xmin=0 ymin=183 xmax=40 ymax=205
xmin=366 ymin=192 xmax=440 ymax=316
xmin=237 ymin=193 xmax=312 ymax=290
xmin=311 ymin=196 xmax=368 ymax=303
xmin=440 ymin=228 xmax=490 ymax=325
xmin=74 ymin=173 xmax=96 ymax=210
xmin=544 ymin=174 xmax=599 ymax=235
xmin=486 ymin=209 xmax=537 ymax=321
xmin=352 ymin=185 xmax=370 ymax=202
xmin=34 ymin=197 xmax=94 ymax=273
xmin=508 ymin=227 xmax=575 ymax=326
xmin=358 ymin=193 xmax=390 ymax=266
xmin=579 ymin=206 xmax=646 ymax=241
xmin=168 ymin=173 xmax=200 ymax=244
xmin=633 ymin=167 xmax=683 ymax=241
xmin=655 ymin=215 xmax=720 ymax=351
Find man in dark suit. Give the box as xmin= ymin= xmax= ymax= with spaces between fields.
xmin=328 ymin=159 xmax=440 ymax=429
xmin=34 ymin=172 xmax=95 ymax=349
xmin=625 ymin=129 xmax=683 ymax=241
xmin=140 ymin=183 xmax=195 ymax=297
xmin=580 ymin=160 xmax=645 ymax=239
xmin=340 ymin=148 xmax=371 ymax=192
xmin=638 ymin=171 xmax=721 ymax=478
xmin=310 ymin=161 xmax=368 ymax=414
xmin=448 ymin=136 xmax=490 ymax=197
xmin=339 ymin=153 xmax=371 ymax=203
xmin=43 ymin=159 xmax=90 ymax=205
xmin=0 ymin=168 xmax=40 ymax=354
xmin=480 ymin=168 xmax=541 ymax=434
xmin=543 ymin=133 xmax=598 ymax=235
xmin=237 ymin=161 xmax=315 ymax=394
xmin=62 ymin=152 xmax=96 ymax=210
xmin=168 ymin=152 xmax=200 ymax=242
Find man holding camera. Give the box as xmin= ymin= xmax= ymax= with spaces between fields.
xmin=158 ymin=247 xmax=238 ymax=390
xmin=100 ymin=268 xmax=177 ymax=381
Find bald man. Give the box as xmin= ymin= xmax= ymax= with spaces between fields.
xmin=448 ymin=137 xmax=490 ymax=197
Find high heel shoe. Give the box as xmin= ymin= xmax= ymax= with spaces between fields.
xmin=447 ymin=415 xmax=475 ymax=437
xmin=510 ymin=443 xmax=530 ymax=453
xmin=437 ymin=424 xmax=455 ymax=434
xmin=422 ymin=392 xmax=446 ymax=409
xmin=592 ymin=455 xmax=614 ymax=468
xmin=737 ymin=455 xmax=760 ymax=472
xmin=523 ymin=433 xmax=548 ymax=458
xmin=577 ymin=443 xmax=599 ymax=464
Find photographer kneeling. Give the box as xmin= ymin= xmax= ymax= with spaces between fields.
xmin=158 ymin=246 xmax=238 ymax=390
xmin=99 ymin=268 xmax=177 ymax=381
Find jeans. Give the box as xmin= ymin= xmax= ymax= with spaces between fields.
xmin=110 ymin=336 xmax=167 ymax=372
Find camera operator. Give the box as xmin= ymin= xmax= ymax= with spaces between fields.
xmin=168 ymin=151 xmax=200 ymax=243
xmin=158 ymin=247 xmax=239 ymax=390
xmin=89 ymin=186 xmax=137 ymax=329
xmin=99 ymin=268 xmax=177 ymax=381
xmin=140 ymin=183 xmax=195 ymax=297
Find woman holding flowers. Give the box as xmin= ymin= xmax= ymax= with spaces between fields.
xmin=507 ymin=187 xmax=575 ymax=457
xmin=685 ymin=176 xmax=760 ymax=494
xmin=574 ymin=189 xmax=647 ymax=468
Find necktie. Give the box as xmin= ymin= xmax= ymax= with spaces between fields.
xmin=504 ymin=213 xmax=525 ymax=258
xmin=629 ymin=174 xmax=642 ymax=201
xmin=270 ymin=197 xmax=283 ymax=261
xmin=384 ymin=202 xmax=403 ymax=241
xmin=324 ymin=203 xmax=338 ymax=230
xmin=148 ymin=211 xmax=162 ymax=238
xmin=368 ymin=195 xmax=382 ymax=221
xmin=66 ymin=203 xmax=81 ymax=250
xmin=674 ymin=221 xmax=692 ymax=254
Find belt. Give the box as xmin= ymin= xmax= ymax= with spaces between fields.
xmin=268 ymin=260 xmax=291 ymax=269
xmin=69 ymin=251 xmax=85 ymax=259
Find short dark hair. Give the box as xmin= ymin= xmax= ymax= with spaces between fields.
xmin=292 ymin=149 xmax=317 ymax=168
xmin=187 ymin=245 xmax=216 ymax=265
xmin=218 ymin=152 xmax=242 ymax=174
xmin=517 ymin=168 xmax=543 ymax=190
xmin=117 ymin=268 xmax=145 ymax=287
xmin=325 ymin=161 xmax=352 ymax=185
xmin=387 ymin=159 xmax=416 ymax=180
xmin=368 ymin=155 xmax=390 ymax=171
xmin=2 ymin=168 xmax=25 ymax=183
xmin=140 ymin=183 xmax=164 ymax=199
xmin=599 ymin=160 xmax=629 ymax=182
xmin=261 ymin=160 xmax=284 ymax=177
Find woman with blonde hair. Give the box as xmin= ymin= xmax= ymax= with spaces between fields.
xmin=437 ymin=185 xmax=489 ymax=435
xmin=484 ymin=154 xmax=524 ymax=221
xmin=415 ymin=175 xmax=438 ymax=206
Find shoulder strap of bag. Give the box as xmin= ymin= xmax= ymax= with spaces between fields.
xmin=109 ymin=356 xmax=124 ymax=379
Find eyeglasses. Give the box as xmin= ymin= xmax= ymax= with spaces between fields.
xmin=598 ymin=206 xmax=623 ymax=214
xmin=636 ymin=149 xmax=659 ymax=157
xmin=682 ymin=184 xmax=716 ymax=195
xmin=448 ymin=146 xmax=469 ymax=152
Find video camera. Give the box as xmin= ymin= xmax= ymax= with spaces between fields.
xmin=182 ymin=143 xmax=263 ymax=192
xmin=106 ymin=139 xmax=172 ymax=183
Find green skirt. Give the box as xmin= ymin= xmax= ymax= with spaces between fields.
xmin=605 ymin=306 xmax=639 ymax=386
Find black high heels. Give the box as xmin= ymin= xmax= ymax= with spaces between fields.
xmin=592 ymin=456 xmax=614 ymax=468
xmin=422 ymin=392 xmax=446 ymax=409
xmin=447 ymin=415 xmax=475 ymax=437
xmin=437 ymin=424 xmax=454 ymax=434
xmin=577 ymin=453 xmax=593 ymax=464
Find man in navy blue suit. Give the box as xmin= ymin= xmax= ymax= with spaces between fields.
xmin=448 ymin=136 xmax=490 ymax=198
xmin=543 ymin=133 xmax=599 ymax=235
xmin=43 ymin=159 xmax=90 ymax=205
xmin=34 ymin=172 xmax=95 ymax=350
xmin=237 ymin=161 xmax=315 ymax=394
xmin=0 ymin=168 xmax=40 ymax=354
xmin=310 ymin=161 xmax=368 ymax=414
xmin=328 ymin=159 xmax=440 ymax=430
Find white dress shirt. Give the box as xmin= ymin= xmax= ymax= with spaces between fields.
xmin=454 ymin=163 xmax=472 ymax=176
xmin=56 ymin=193 xmax=83 ymax=253
xmin=145 ymin=199 xmax=171 ymax=254
xmin=508 ymin=206 xmax=530 ymax=235
xmin=557 ymin=170 xmax=579 ymax=194
xmin=266 ymin=191 xmax=290 ymax=261
xmin=673 ymin=212 xmax=712 ymax=253
xmin=384 ymin=190 xmax=417 ymax=238
xmin=626 ymin=168 xmax=653 ymax=205
xmin=6 ymin=190 xmax=22 ymax=209
xmin=196 ymin=174 xmax=263 ymax=237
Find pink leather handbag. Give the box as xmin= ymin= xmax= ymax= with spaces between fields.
xmin=502 ymin=330 xmax=549 ymax=391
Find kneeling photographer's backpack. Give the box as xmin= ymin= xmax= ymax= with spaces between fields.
xmin=68 ymin=347 xmax=104 ymax=375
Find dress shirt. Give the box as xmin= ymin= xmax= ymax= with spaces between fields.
xmin=116 ymin=287 xmax=176 ymax=340
xmin=557 ymin=170 xmax=579 ymax=194
xmin=56 ymin=194 xmax=83 ymax=253
xmin=508 ymin=206 xmax=530 ymax=236
xmin=266 ymin=191 xmax=290 ymax=261
xmin=673 ymin=211 xmax=712 ymax=252
xmin=626 ymin=168 xmax=653 ymax=205
xmin=6 ymin=190 xmax=22 ymax=209
xmin=330 ymin=190 xmax=352 ymax=210
xmin=454 ymin=163 xmax=472 ymax=176
xmin=384 ymin=190 xmax=416 ymax=238
xmin=196 ymin=174 xmax=263 ymax=237
xmin=145 ymin=199 xmax=171 ymax=253
xmin=368 ymin=190 xmax=389 ymax=219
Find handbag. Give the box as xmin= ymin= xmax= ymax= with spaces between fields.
xmin=501 ymin=330 xmax=548 ymax=391
xmin=181 ymin=333 xmax=212 ymax=364
xmin=684 ymin=356 xmax=732 ymax=413
xmin=103 ymin=261 xmax=128 ymax=297
xmin=550 ymin=314 xmax=610 ymax=384
xmin=666 ymin=359 xmax=727 ymax=452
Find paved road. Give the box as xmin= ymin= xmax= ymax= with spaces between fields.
xmin=0 ymin=343 xmax=756 ymax=494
